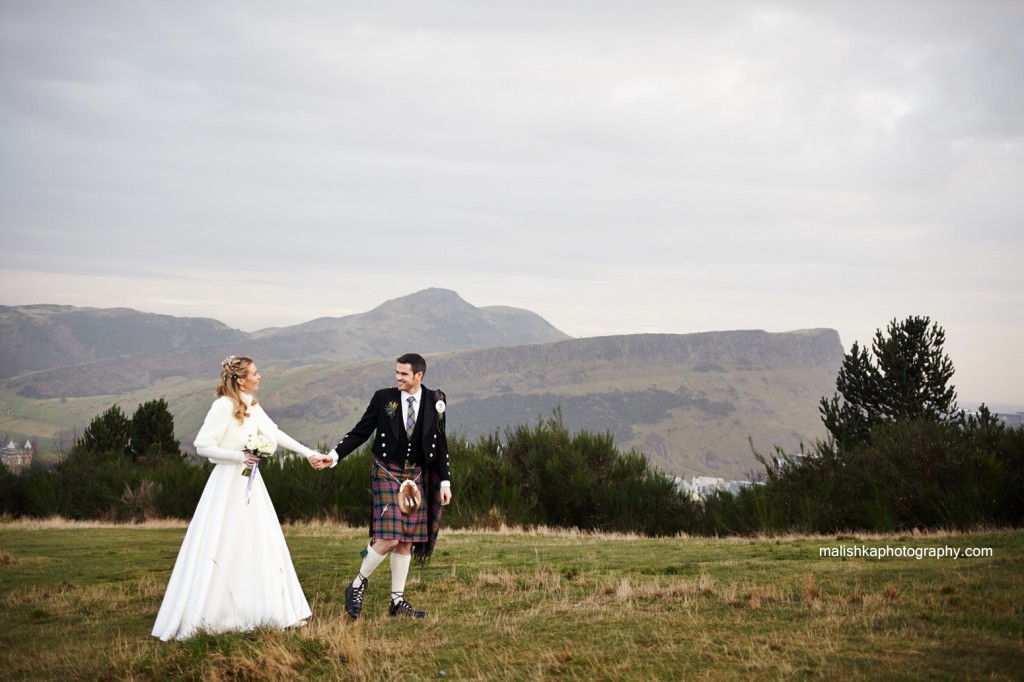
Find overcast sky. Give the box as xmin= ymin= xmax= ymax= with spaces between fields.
xmin=1 ymin=1 xmax=1022 ymax=405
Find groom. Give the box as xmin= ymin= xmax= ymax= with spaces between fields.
xmin=313 ymin=353 xmax=451 ymax=619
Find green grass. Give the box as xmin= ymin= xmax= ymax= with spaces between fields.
xmin=1 ymin=520 xmax=1022 ymax=680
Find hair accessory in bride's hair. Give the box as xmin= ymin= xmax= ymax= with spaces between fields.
xmin=223 ymin=355 xmax=238 ymax=381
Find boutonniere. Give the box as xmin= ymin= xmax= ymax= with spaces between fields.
xmin=384 ymin=401 xmax=399 ymax=418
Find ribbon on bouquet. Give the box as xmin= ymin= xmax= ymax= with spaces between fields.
xmin=245 ymin=459 xmax=260 ymax=505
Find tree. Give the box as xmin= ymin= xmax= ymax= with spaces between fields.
xmin=820 ymin=316 xmax=958 ymax=448
xmin=130 ymin=399 xmax=180 ymax=460
xmin=73 ymin=405 xmax=133 ymax=458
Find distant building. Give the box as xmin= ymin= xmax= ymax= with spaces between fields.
xmin=676 ymin=474 xmax=761 ymax=501
xmin=677 ymin=475 xmax=727 ymax=501
xmin=1 ymin=439 xmax=33 ymax=472
xmin=964 ymin=410 xmax=1024 ymax=430
xmin=726 ymin=480 xmax=754 ymax=495
xmin=997 ymin=413 xmax=1024 ymax=429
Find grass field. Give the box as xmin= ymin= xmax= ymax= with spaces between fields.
xmin=1 ymin=519 xmax=1021 ymax=680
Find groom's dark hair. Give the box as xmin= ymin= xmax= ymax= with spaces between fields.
xmin=397 ymin=353 xmax=426 ymax=376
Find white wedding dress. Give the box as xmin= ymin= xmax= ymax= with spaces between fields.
xmin=152 ymin=393 xmax=315 ymax=641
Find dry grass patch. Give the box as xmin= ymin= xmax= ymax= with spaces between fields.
xmin=801 ymin=573 xmax=823 ymax=607
xmin=743 ymin=583 xmax=786 ymax=610
xmin=526 ymin=566 xmax=562 ymax=591
xmin=0 ymin=516 xmax=190 ymax=530
xmin=474 ymin=569 xmax=518 ymax=591
xmin=287 ymin=618 xmax=371 ymax=677
xmin=4 ymin=581 xmax=79 ymax=611
xmin=203 ymin=639 xmax=309 ymax=681
xmin=882 ymin=582 xmax=901 ymax=602
xmin=697 ymin=571 xmax=716 ymax=595
xmin=279 ymin=519 xmax=363 ymax=538
xmin=3 ymin=577 xmax=163 ymax=624
xmin=445 ymin=524 xmax=646 ymax=541
xmin=629 ymin=577 xmax=701 ymax=602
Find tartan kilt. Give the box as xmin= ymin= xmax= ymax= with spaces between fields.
xmin=371 ymin=460 xmax=428 ymax=543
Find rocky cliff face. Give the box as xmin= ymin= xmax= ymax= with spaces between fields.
xmin=435 ymin=329 xmax=844 ymax=478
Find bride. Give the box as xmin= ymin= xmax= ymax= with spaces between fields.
xmin=152 ymin=355 xmax=323 ymax=641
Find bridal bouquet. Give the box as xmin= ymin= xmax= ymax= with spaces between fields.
xmin=241 ymin=434 xmax=275 ymax=477
xmin=242 ymin=434 xmax=274 ymax=505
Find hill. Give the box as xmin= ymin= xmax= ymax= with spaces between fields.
xmin=0 ymin=289 xmax=570 ymax=398
xmin=259 ymin=328 xmax=843 ymax=479
xmin=256 ymin=287 xmax=570 ymax=352
xmin=0 ymin=305 xmax=247 ymax=381
xmin=0 ymin=291 xmax=843 ymax=479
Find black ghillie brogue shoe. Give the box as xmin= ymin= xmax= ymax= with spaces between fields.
xmin=388 ymin=598 xmax=427 ymax=618
xmin=345 ymin=579 xmax=367 ymax=619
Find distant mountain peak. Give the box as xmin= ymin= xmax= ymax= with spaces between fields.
xmin=407 ymin=287 xmax=463 ymax=300
xmin=369 ymin=288 xmax=472 ymax=313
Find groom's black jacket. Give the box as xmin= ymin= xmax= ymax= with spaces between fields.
xmin=333 ymin=386 xmax=450 ymax=482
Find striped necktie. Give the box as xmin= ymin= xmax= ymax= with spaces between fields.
xmin=406 ymin=396 xmax=415 ymax=437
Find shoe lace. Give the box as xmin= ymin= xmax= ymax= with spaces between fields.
xmin=352 ymin=580 xmax=367 ymax=604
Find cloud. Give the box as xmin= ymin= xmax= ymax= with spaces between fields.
xmin=1 ymin=0 xmax=1022 ymax=402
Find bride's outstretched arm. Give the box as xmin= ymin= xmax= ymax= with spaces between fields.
xmin=272 ymin=428 xmax=322 ymax=460
xmin=252 ymin=404 xmax=327 ymax=468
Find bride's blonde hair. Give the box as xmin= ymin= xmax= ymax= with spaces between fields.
xmin=217 ymin=355 xmax=259 ymax=423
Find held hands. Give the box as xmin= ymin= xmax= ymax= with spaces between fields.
xmin=306 ymin=454 xmax=334 ymax=470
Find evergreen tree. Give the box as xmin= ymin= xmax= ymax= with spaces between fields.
xmin=73 ymin=404 xmax=133 ymax=459
xmin=130 ymin=399 xmax=180 ymax=460
xmin=820 ymin=315 xmax=958 ymax=448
